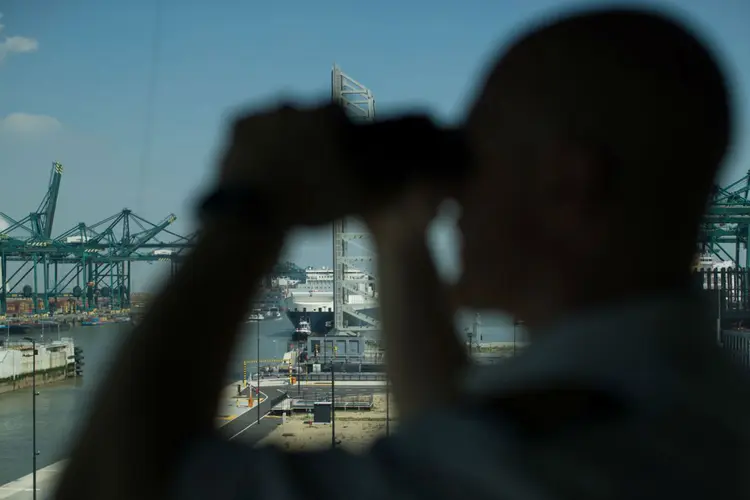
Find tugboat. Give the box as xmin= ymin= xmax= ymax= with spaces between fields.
xmin=293 ymin=319 xmax=312 ymax=340
xmin=265 ymin=306 xmax=282 ymax=320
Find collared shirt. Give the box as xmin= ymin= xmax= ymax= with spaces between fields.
xmin=172 ymin=293 xmax=750 ymax=499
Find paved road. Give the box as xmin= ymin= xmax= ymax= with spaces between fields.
xmin=220 ymin=384 xmax=383 ymax=443
xmin=219 ymin=387 xmax=289 ymax=443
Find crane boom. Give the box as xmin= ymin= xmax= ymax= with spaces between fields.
xmin=30 ymin=162 xmax=64 ymax=239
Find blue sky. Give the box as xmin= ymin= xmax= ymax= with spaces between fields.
xmin=1 ymin=0 xmax=749 ymax=291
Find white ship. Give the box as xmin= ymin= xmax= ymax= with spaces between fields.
xmin=694 ymin=252 xmax=733 ymax=270
xmin=694 ymin=252 xmax=736 ymax=293
xmin=284 ymin=266 xmax=379 ymax=333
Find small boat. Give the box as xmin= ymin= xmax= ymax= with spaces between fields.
xmin=82 ymin=317 xmax=111 ymax=326
xmin=246 ymin=311 xmax=265 ymax=322
xmin=294 ymin=320 xmax=312 ymax=340
xmin=265 ymin=307 xmax=282 ymax=320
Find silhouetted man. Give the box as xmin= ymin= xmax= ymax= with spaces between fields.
xmin=55 ymin=7 xmax=750 ymax=500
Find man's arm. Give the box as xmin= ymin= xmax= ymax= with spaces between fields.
xmin=374 ymin=235 xmax=468 ymax=420
xmin=54 ymin=220 xmax=285 ymax=500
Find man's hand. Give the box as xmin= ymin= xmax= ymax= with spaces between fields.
xmin=218 ymin=103 xmax=368 ymax=226
xmin=364 ymin=185 xmax=446 ymax=248
xmin=365 ymin=186 xmax=467 ymax=419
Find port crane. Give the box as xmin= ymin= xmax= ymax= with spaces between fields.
xmin=699 ymin=170 xmax=750 ymax=267
xmin=29 ymin=161 xmax=64 ymax=241
xmin=0 ymin=163 xmax=193 ymax=315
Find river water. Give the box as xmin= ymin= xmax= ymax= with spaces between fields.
xmin=0 ymin=310 xmax=524 ymax=484
xmin=0 ymin=318 xmax=295 ymax=485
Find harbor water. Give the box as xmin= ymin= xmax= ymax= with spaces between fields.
xmin=0 ymin=309 xmax=524 ymax=485
xmin=0 ymin=318 xmax=294 ymax=485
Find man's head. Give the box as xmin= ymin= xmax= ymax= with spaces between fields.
xmin=456 ymin=8 xmax=731 ymax=325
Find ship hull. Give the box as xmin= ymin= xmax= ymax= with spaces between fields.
xmin=286 ymin=307 xmax=380 ymax=336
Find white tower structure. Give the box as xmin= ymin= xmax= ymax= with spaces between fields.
xmin=330 ymin=65 xmax=380 ymax=334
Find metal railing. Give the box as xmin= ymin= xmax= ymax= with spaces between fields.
xmin=282 ymin=392 xmax=375 ymax=411
xmin=1 ymin=336 xmax=74 ymax=349
xmin=302 ymin=372 xmax=386 ymax=381
xmin=722 ymin=330 xmax=750 ymax=368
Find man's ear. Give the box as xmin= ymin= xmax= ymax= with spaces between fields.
xmin=531 ymin=140 xmax=614 ymax=254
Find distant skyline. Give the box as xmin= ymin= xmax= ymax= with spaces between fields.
xmin=1 ymin=0 xmax=749 ymax=291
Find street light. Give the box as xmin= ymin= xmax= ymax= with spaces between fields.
xmin=331 ymin=356 xmax=336 ymax=449
xmin=1 ymin=321 xmax=8 ymax=347
xmin=513 ymin=318 xmax=525 ymax=356
xmin=254 ymin=319 xmax=261 ymax=425
xmin=23 ymin=337 xmax=40 ymax=500
xmin=386 ymin=374 xmax=390 ymax=437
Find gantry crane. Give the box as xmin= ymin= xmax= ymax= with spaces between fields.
xmin=1 ymin=162 xmax=65 ymax=314
xmin=0 ymin=163 xmax=193 ymax=315
xmin=700 ymin=170 xmax=750 ymax=267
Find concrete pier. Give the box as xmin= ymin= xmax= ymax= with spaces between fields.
xmin=0 ymin=460 xmax=67 ymax=500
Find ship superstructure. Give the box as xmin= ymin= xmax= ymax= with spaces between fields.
xmin=284 ymin=266 xmax=378 ymax=334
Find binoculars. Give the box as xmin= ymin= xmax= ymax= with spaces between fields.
xmin=199 ymin=112 xmax=473 ymax=224
xmin=346 ymin=115 xmax=473 ymax=188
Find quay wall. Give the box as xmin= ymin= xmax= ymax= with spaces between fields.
xmin=0 ymin=339 xmax=75 ymax=394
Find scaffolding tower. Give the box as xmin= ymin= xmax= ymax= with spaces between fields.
xmin=330 ymin=65 xmax=380 ymax=334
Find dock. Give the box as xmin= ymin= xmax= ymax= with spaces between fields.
xmin=271 ymin=393 xmax=374 ymax=414
xmin=0 ymin=338 xmax=77 ymax=394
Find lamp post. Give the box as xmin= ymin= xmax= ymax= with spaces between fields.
xmin=23 ymin=337 xmax=39 ymax=500
xmin=331 ymin=357 xmax=336 ymax=449
xmin=255 ymin=319 xmax=261 ymax=425
xmin=513 ymin=318 xmax=525 ymax=355
xmin=386 ymin=374 xmax=390 ymax=437
xmin=717 ymin=282 xmax=722 ymax=347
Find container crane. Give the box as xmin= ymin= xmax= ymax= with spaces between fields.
xmin=0 ymin=162 xmax=194 ymax=316
xmin=0 ymin=162 xmax=64 ymax=313
xmin=114 ymin=213 xmax=176 ymax=257
xmin=700 ymin=170 xmax=750 ymax=266
xmin=29 ymin=162 xmax=64 ymax=241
